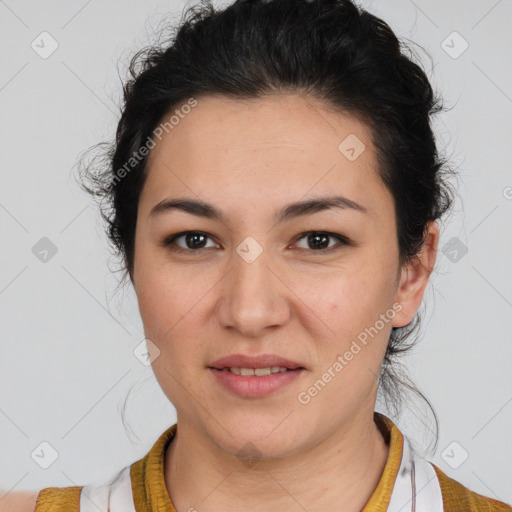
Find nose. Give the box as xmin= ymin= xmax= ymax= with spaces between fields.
xmin=216 ymin=242 xmax=291 ymax=338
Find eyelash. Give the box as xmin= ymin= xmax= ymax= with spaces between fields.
xmin=161 ymin=230 xmax=350 ymax=255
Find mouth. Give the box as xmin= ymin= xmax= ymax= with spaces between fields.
xmin=208 ymin=353 xmax=305 ymax=372
xmin=211 ymin=366 xmax=303 ymax=376
xmin=207 ymin=354 xmax=306 ymax=398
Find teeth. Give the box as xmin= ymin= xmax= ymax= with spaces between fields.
xmin=222 ymin=366 xmax=291 ymax=376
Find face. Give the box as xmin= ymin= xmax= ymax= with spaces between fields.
xmin=132 ymin=93 xmax=437 ymax=459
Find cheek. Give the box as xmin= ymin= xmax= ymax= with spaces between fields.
xmin=311 ymin=263 xmax=392 ymax=329
xmin=134 ymin=265 xmax=183 ymax=351
xmin=302 ymin=258 xmax=396 ymax=374
xmin=134 ymin=260 xmax=212 ymax=369
xmin=303 ymin=273 xmax=393 ymax=396
xmin=135 ymin=266 xmax=204 ymax=404
xmin=134 ymin=240 xmax=194 ymax=332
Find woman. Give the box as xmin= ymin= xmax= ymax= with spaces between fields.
xmin=7 ymin=0 xmax=511 ymax=510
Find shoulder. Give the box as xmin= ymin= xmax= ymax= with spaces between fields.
xmin=431 ymin=463 xmax=512 ymax=512
xmin=34 ymin=486 xmax=82 ymax=512
xmin=0 ymin=491 xmax=40 ymax=512
xmin=10 ymin=425 xmax=176 ymax=512
xmin=31 ymin=464 xmax=135 ymax=512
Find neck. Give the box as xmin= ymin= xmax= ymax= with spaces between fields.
xmin=164 ymin=410 xmax=390 ymax=512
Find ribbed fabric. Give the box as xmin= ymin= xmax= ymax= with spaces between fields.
xmin=35 ymin=485 xmax=82 ymax=511
xmin=432 ymin=464 xmax=512 ymax=512
xmin=34 ymin=413 xmax=512 ymax=511
xmin=361 ymin=412 xmax=403 ymax=511
xmin=130 ymin=424 xmax=177 ymax=512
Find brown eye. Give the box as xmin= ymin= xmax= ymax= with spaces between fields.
xmin=294 ymin=231 xmax=349 ymax=253
xmin=162 ymin=230 xmax=350 ymax=255
xmin=162 ymin=231 xmax=219 ymax=253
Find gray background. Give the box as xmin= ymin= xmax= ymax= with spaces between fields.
xmin=0 ymin=0 xmax=511 ymax=505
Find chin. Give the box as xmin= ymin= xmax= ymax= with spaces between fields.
xmin=206 ymin=412 xmax=310 ymax=460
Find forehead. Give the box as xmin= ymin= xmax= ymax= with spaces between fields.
xmin=142 ymin=93 xmax=390 ymax=220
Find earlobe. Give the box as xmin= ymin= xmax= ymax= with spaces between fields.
xmin=392 ymin=221 xmax=440 ymax=328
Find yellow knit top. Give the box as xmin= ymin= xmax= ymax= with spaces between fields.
xmin=35 ymin=412 xmax=512 ymax=512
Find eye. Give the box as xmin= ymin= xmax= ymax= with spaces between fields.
xmin=293 ymin=231 xmax=349 ymax=254
xmin=162 ymin=231 xmax=220 ymax=253
xmin=161 ymin=230 xmax=350 ymax=255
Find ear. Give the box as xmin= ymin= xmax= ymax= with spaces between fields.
xmin=392 ymin=220 xmax=440 ymax=328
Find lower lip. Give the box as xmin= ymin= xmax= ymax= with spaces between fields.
xmin=208 ymin=368 xmax=304 ymax=398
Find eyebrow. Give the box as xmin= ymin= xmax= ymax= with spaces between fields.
xmin=149 ymin=195 xmax=368 ymax=223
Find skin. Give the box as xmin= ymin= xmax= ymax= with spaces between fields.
xmin=0 ymin=491 xmax=38 ymax=512
xmin=131 ymin=93 xmax=439 ymax=512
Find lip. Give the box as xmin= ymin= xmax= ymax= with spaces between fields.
xmin=208 ymin=353 xmax=304 ymax=370
xmin=208 ymin=367 xmax=305 ymax=398
xmin=207 ymin=353 xmax=306 ymax=398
